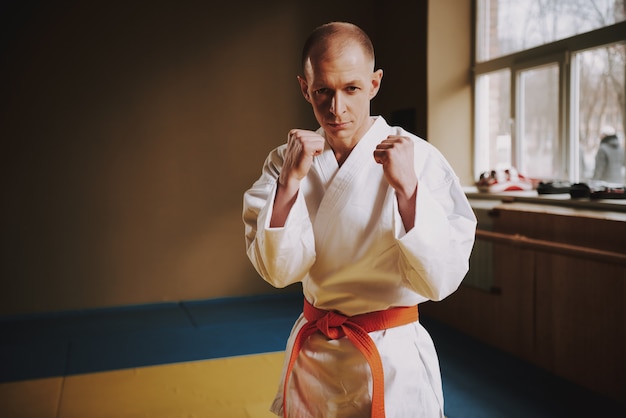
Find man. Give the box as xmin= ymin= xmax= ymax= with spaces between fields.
xmin=243 ymin=22 xmax=476 ymax=418
xmin=593 ymin=127 xmax=624 ymax=184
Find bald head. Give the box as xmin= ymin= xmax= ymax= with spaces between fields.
xmin=301 ymin=22 xmax=375 ymax=74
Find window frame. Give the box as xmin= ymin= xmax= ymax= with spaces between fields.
xmin=473 ymin=13 xmax=626 ymax=182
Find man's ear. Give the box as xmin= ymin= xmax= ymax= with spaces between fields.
xmin=297 ymin=75 xmax=311 ymax=103
xmin=369 ymin=69 xmax=383 ymax=99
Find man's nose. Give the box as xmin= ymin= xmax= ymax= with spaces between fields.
xmin=329 ymin=92 xmax=345 ymax=115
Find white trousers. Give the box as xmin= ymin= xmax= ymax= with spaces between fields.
xmin=270 ymin=315 xmax=445 ymax=418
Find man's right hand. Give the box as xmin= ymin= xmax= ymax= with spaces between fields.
xmin=279 ymin=129 xmax=326 ymax=186
xmin=270 ymin=129 xmax=325 ymax=227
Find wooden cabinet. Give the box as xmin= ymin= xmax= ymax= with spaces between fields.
xmin=421 ymin=200 xmax=626 ymax=403
xmin=534 ymin=253 xmax=625 ymax=402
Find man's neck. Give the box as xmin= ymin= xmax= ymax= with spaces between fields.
xmin=327 ymin=116 xmax=376 ymax=166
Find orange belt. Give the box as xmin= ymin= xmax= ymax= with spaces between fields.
xmin=283 ymin=300 xmax=419 ymax=418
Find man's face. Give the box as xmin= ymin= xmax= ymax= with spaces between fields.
xmin=299 ymin=42 xmax=382 ymax=147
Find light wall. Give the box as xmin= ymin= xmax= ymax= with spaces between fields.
xmin=428 ymin=0 xmax=474 ymax=184
xmin=0 ymin=1 xmax=472 ymax=316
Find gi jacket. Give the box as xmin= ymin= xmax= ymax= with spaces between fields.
xmin=243 ymin=116 xmax=476 ymax=316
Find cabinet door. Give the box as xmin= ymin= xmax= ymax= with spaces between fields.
xmin=489 ymin=243 xmax=536 ymax=361
xmin=534 ymin=252 xmax=626 ymax=401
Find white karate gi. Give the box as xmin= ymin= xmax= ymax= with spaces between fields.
xmin=243 ymin=116 xmax=476 ymax=417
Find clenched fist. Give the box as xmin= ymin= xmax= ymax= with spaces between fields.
xmin=373 ymin=135 xmax=418 ymax=199
xmin=271 ymin=129 xmax=325 ymax=228
xmin=280 ymin=129 xmax=326 ymax=188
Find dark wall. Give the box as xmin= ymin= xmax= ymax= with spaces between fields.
xmin=0 ymin=0 xmax=428 ymax=315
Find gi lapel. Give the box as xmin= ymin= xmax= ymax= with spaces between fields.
xmin=312 ymin=117 xmax=389 ymax=243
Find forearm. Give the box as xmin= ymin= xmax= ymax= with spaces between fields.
xmin=270 ymin=178 xmax=301 ymax=228
xmin=396 ymin=184 xmax=417 ymax=232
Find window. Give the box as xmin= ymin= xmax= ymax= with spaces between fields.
xmin=475 ymin=70 xmax=511 ymax=172
xmin=574 ymin=43 xmax=626 ymax=182
xmin=474 ymin=0 xmax=626 ymax=185
xmin=518 ymin=62 xmax=561 ymax=179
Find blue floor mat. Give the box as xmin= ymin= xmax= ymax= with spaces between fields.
xmin=421 ymin=317 xmax=624 ymax=418
xmin=0 ymin=293 xmax=301 ymax=382
xmin=0 ymin=338 xmax=69 ymax=382
xmin=181 ymin=293 xmax=303 ymax=327
xmin=0 ymin=302 xmax=192 ymax=341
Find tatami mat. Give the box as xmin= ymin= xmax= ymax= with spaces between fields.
xmin=1 ymin=351 xmax=285 ymax=418
xmin=1 ymin=293 xmax=623 ymax=417
xmin=0 ymin=294 xmax=301 ymax=382
xmin=0 ymin=377 xmax=63 ymax=418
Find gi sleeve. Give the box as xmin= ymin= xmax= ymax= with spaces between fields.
xmin=393 ymin=147 xmax=477 ymax=301
xmin=243 ymin=148 xmax=316 ymax=288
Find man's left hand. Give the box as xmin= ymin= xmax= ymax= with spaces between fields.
xmin=373 ymin=135 xmax=418 ymax=199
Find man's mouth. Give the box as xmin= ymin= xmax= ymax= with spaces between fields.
xmin=328 ymin=121 xmax=350 ymax=129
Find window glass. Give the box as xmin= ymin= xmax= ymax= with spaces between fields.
xmin=475 ymin=1 xmax=626 ymax=187
xmin=575 ymin=42 xmax=626 ymax=184
xmin=518 ymin=63 xmax=560 ymax=179
xmin=477 ymin=0 xmax=626 ymax=61
xmin=475 ymin=70 xmax=511 ymax=174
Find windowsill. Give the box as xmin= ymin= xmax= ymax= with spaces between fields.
xmin=464 ymin=186 xmax=626 ymax=215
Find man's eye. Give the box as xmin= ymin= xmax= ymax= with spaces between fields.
xmin=346 ymin=86 xmax=359 ymax=93
xmin=315 ymin=88 xmax=329 ymax=95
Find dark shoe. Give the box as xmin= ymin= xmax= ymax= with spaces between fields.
xmin=590 ymin=186 xmax=626 ymax=199
xmin=537 ymin=181 xmax=572 ymax=194
xmin=569 ymin=183 xmax=590 ymax=198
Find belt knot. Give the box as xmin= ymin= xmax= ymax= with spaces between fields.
xmin=316 ymin=311 xmax=347 ymax=339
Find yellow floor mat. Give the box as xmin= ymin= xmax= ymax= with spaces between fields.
xmin=0 ymin=351 xmax=285 ymax=418
xmin=0 ymin=377 xmax=63 ymax=418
